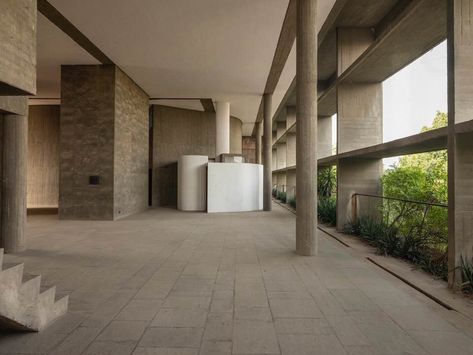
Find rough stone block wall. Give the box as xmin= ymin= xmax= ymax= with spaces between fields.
xmin=242 ymin=136 xmax=256 ymax=163
xmin=0 ymin=0 xmax=36 ymax=95
xmin=28 ymin=105 xmax=60 ymax=208
xmin=60 ymin=65 xmax=150 ymax=220
xmin=59 ymin=65 xmax=116 ymax=220
xmin=114 ymin=68 xmax=149 ymax=219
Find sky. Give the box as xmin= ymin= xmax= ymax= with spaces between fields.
xmin=331 ymin=40 xmax=448 ymax=168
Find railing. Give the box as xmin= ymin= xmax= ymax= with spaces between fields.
xmin=350 ymin=193 xmax=448 ymax=279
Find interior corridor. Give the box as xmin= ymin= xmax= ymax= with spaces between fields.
xmin=1 ymin=204 xmax=472 ymax=355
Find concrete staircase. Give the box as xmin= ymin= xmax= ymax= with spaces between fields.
xmin=0 ymin=249 xmax=68 ymax=331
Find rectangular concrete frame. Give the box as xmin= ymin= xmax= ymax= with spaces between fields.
xmin=336 ymin=28 xmax=383 ymax=231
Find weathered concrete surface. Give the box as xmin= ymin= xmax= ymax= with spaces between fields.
xmin=318 ymin=115 xmax=332 ymax=158
xmin=216 ymin=102 xmax=230 ymax=157
xmin=286 ymin=169 xmax=296 ymax=201
xmin=242 ymin=136 xmax=256 ymax=164
xmin=276 ymin=143 xmax=287 ymax=170
xmin=27 ymin=105 xmax=60 ymax=208
xmin=230 ymin=115 xmax=242 ymax=155
xmin=60 ymin=65 xmax=149 ymax=220
xmin=263 ymin=94 xmax=272 ymax=211
xmin=448 ymin=0 xmax=473 ymax=288
xmin=0 ymin=249 xmax=68 ymax=331
xmin=255 ymin=122 xmax=262 ymax=164
xmin=114 ymin=68 xmax=149 ymax=219
xmin=337 ymin=158 xmax=382 ymax=229
xmin=0 ymin=97 xmax=28 ymax=116
xmin=60 ymin=65 xmax=115 ymax=220
xmin=2 ymin=205 xmax=472 ymax=353
xmin=296 ymin=0 xmax=318 ymax=256
xmin=0 ymin=0 xmax=37 ymax=95
xmin=1 ymin=113 xmax=28 ymax=253
xmin=152 ymin=105 xmax=242 ymax=207
xmin=336 ymin=28 xmax=383 ymax=232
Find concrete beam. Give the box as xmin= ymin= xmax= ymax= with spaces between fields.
xmin=0 ymin=0 xmax=37 ymax=95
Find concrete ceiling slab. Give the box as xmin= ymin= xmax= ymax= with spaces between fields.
xmin=44 ymin=0 xmax=290 ymax=134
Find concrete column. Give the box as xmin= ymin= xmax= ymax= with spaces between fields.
xmin=263 ymin=94 xmax=272 ymax=211
xmin=296 ymin=0 xmax=318 ymax=256
xmin=336 ymin=28 xmax=383 ymax=231
xmin=1 ymin=114 xmax=27 ymax=253
xmin=255 ymin=122 xmax=262 ymax=164
xmin=447 ymin=0 xmax=473 ymax=288
xmin=215 ymin=102 xmax=230 ymax=158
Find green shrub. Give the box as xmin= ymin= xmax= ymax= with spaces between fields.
xmin=318 ymin=197 xmax=336 ymax=226
xmin=345 ymin=216 xmax=448 ymax=280
xmin=461 ymin=256 xmax=473 ymax=293
xmin=318 ymin=167 xmax=337 ymax=198
xmin=277 ymin=191 xmax=286 ymax=203
xmin=272 ymin=188 xmax=277 ymax=197
xmin=288 ymin=197 xmax=296 ymax=209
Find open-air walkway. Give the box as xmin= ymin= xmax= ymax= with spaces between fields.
xmin=1 ymin=204 xmax=473 ymax=355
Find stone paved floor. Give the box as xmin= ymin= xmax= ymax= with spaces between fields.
xmin=1 ymin=204 xmax=473 ymax=354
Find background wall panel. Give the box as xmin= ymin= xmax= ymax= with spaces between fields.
xmin=27 ymin=105 xmax=60 ymax=208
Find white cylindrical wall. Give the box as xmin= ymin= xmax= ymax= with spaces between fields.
xmin=177 ymin=155 xmax=208 ymax=211
xmin=216 ymin=102 xmax=230 ymax=157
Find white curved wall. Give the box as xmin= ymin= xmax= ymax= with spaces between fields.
xmin=177 ymin=155 xmax=208 ymax=211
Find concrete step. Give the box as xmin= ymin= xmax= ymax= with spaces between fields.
xmin=0 ymin=255 xmax=68 ymax=331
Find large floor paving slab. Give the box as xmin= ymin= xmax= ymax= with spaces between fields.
xmin=0 ymin=204 xmax=472 ymax=354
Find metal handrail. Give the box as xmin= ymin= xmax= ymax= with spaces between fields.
xmin=353 ymin=193 xmax=447 ymax=208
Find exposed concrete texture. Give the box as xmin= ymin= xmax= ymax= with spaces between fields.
xmin=272 ymin=148 xmax=277 ymax=171
xmin=296 ymin=0 xmax=318 ymax=256
xmin=263 ymin=94 xmax=272 ymax=211
xmin=27 ymin=105 xmax=60 ymax=208
xmin=0 ymin=248 xmax=68 ymax=331
xmin=336 ymin=28 xmax=383 ymax=232
xmin=337 ymin=83 xmax=383 ymax=153
xmin=286 ymin=106 xmax=296 ymax=127
xmin=448 ymin=0 xmax=473 ymax=288
xmin=153 ymin=105 xmax=214 ymax=207
xmin=0 ymin=0 xmax=36 ymax=95
xmin=0 ymin=97 xmax=28 ymax=116
xmin=230 ymin=115 xmax=242 ymax=154
xmin=60 ymin=65 xmax=115 ymax=220
xmin=59 ymin=65 xmax=149 ymax=220
xmin=276 ymin=143 xmax=287 ymax=170
xmin=276 ymin=121 xmax=286 ymax=140
xmin=337 ymin=159 xmax=382 ymax=230
xmin=242 ymin=136 xmax=256 ymax=164
xmin=4 ymin=204 xmax=472 ymax=353
xmin=318 ymin=115 xmax=332 ymax=158
xmin=276 ymin=172 xmax=287 ymax=194
xmin=1 ymin=113 xmax=27 ymax=253
xmin=255 ymin=123 xmax=262 ymax=164
xmin=286 ymin=133 xmax=296 ymax=167
xmin=337 ymin=28 xmax=374 ymax=76
xmin=286 ymin=169 xmax=296 ymax=201
xmin=113 ymin=68 xmax=149 ymax=219
xmin=153 ymin=105 xmax=242 ymax=207
xmin=215 ymin=102 xmax=230 ymax=157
